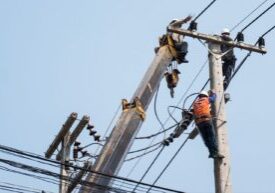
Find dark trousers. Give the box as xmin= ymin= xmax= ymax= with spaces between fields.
xmin=197 ymin=120 xmax=219 ymax=155
xmin=222 ymin=58 xmax=236 ymax=90
xmin=174 ymin=41 xmax=188 ymax=63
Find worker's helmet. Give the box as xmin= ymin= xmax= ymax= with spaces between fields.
xmin=170 ymin=18 xmax=179 ymax=24
xmin=221 ymin=28 xmax=230 ymax=35
xmin=199 ymin=90 xmax=209 ymax=97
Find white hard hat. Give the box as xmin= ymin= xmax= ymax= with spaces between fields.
xmin=199 ymin=90 xmax=209 ymax=97
xmin=221 ymin=28 xmax=230 ymax=35
xmin=170 ymin=18 xmax=179 ymax=24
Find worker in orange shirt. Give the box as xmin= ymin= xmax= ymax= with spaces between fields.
xmin=193 ymin=90 xmax=224 ymax=159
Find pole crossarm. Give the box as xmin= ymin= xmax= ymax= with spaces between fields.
xmin=45 ymin=112 xmax=78 ymax=159
xmin=56 ymin=115 xmax=90 ymax=161
xmin=168 ymin=28 xmax=267 ymax=54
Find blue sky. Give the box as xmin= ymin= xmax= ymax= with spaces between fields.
xmin=0 ymin=0 xmax=275 ymax=193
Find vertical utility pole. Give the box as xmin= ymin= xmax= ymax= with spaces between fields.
xmin=45 ymin=113 xmax=90 ymax=193
xmin=59 ymin=132 xmax=71 ymax=193
xmin=166 ymin=28 xmax=266 ymax=193
xmin=208 ymin=42 xmax=232 ymax=193
xmin=79 ymin=45 xmax=173 ymax=193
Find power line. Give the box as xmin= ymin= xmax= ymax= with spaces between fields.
xmin=230 ymin=25 xmax=275 ymax=83
xmin=0 ymin=144 xmax=185 ymax=193
xmin=125 ymin=145 xmax=162 ymax=162
xmin=131 ymin=146 xmax=165 ymax=192
xmin=240 ymin=2 xmax=275 ymax=32
xmin=230 ymin=0 xmax=270 ymax=32
xmin=0 ymin=182 xmax=54 ymax=193
xmin=193 ymin=0 xmax=218 ymax=21
xmin=145 ymin=136 xmax=190 ymax=193
xmin=153 ymin=84 xmax=167 ymax=140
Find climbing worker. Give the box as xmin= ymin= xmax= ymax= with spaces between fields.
xmin=193 ymin=90 xmax=224 ymax=159
xmin=220 ymin=28 xmax=237 ymax=90
xmin=167 ymin=16 xmax=192 ymax=64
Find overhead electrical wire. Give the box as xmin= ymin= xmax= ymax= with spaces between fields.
xmin=145 ymin=137 xmax=190 ymax=193
xmin=193 ymin=0 xmax=218 ymax=22
xmin=230 ymin=0 xmax=270 ymax=32
xmin=131 ymin=146 xmax=165 ymax=192
xmin=239 ymin=1 xmax=275 ymax=32
xmin=0 ymin=144 xmax=185 ymax=193
xmin=230 ymin=25 xmax=275 ymax=83
xmin=125 ymin=145 xmax=163 ymax=162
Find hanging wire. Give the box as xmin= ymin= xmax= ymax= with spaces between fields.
xmin=153 ymin=84 xmax=167 ymax=140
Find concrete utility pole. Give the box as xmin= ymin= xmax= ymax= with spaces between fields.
xmin=45 ymin=113 xmax=90 ymax=193
xmin=59 ymin=132 xmax=71 ymax=193
xmin=79 ymin=45 xmax=173 ymax=193
xmin=167 ymin=28 xmax=266 ymax=193
xmin=208 ymin=42 xmax=231 ymax=193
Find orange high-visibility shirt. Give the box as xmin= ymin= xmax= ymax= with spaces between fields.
xmin=193 ymin=97 xmax=211 ymax=118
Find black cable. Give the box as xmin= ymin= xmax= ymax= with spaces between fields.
xmin=0 ymin=185 xmax=39 ymax=193
xmin=260 ymin=24 xmax=275 ymax=37
xmin=240 ymin=2 xmax=275 ymax=32
xmin=128 ymin=142 xmax=162 ymax=154
xmin=125 ymin=145 xmax=162 ymax=162
xmin=230 ymin=0 xmax=269 ymax=32
xmin=135 ymin=123 xmax=179 ymax=139
xmin=230 ymin=25 xmax=275 ymax=83
xmin=131 ymin=146 xmax=165 ymax=192
xmin=0 ymin=159 xmax=140 ymax=193
xmin=193 ymin=0 xmax=217 ymax=22
xmin=153 ymin=84 xmax=167 ymax=139
xmin=0 ymin=144 xmax=185 ymax=193
xmin=167 ymin=106 xmax=181 ymax=124
xmin=145 ymin=136 xmax=190 ymax=192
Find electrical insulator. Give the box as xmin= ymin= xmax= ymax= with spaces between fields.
xmin=81 ymin=150 xmax=88 ymax=157
xmin=258 ymin=37 xmax=265 ymax=48
xmin=64 ymin=160 xmax=70 ymax=170
xmin=89 ymin=130 xmax=97 ymax=136
xmin=167 ymin=136 xmax=173 ymax=143
xmin=162 ymin=139 xmax=170 ymax=146
xmin=74 ymin=141 xmax=81 ymax=147
xmin=224 ymin=93 xmax=231 ymax=103
xmin=87 ymin=124 xmax=95 ymax=130
xmin=236 ymin=32 xmax=244 ymax=42
xmin=94 ymin=134 xmax=101 ymax=142
xmin=73 ymin=146 xmax=78 ymax=159
xmin=189 ymin=20 xmax=198 ymax=31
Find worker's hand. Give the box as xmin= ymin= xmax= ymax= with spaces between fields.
xmin=181 ymin=15 xmax=192 ymax=23
xmin=208 ymin=89 xmax=214 ymax=96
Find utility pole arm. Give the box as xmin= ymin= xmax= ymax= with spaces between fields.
xmin=168 ymin=28 xmax=267 ymax=54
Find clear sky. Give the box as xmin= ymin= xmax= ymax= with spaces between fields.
xmin=0 ymin=0 xmax=275 ymax=193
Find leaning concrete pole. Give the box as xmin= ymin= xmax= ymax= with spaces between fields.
xmin=79 ymin=45 xmax=173 ymax=193
xmin=208 ymin=42 xmax=232 ymax=193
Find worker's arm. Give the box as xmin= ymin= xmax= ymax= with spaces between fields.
xmin=208 ymin=90 xmax=216 ymax=103
xmin=169 ymin=15 xmax=192 ymax=28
